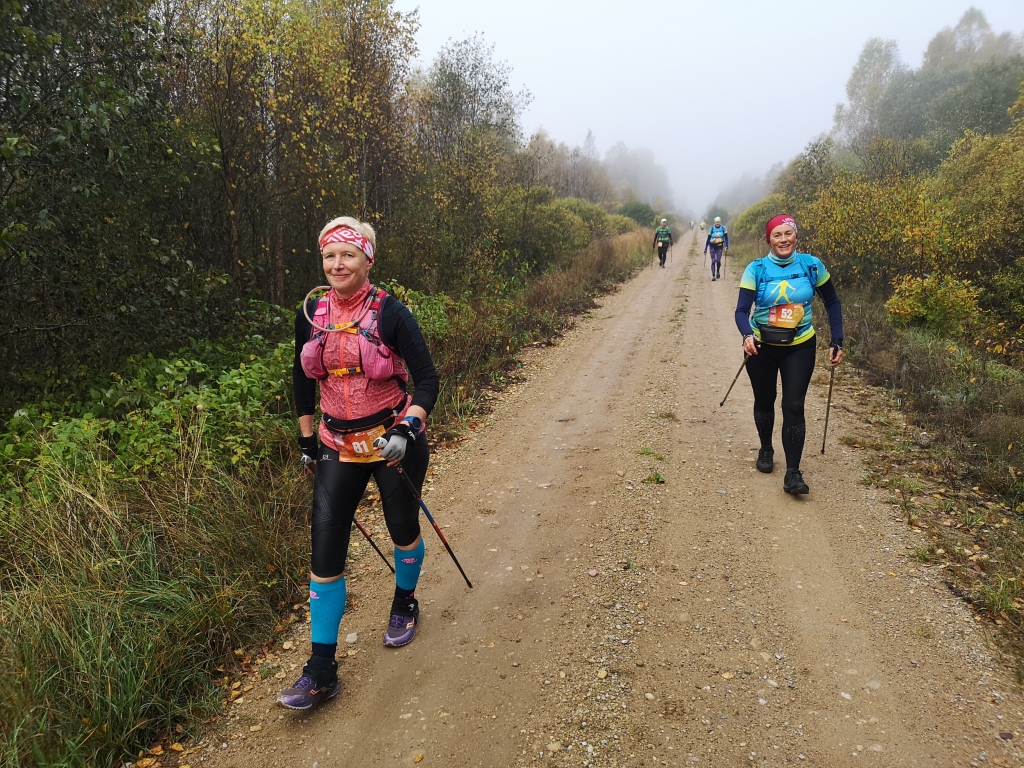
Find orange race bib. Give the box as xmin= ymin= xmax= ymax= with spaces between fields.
xmin=767 ymin=303 xmax=804 ymax=329
xmin=335 ymin=424 xmax=388 ymax=463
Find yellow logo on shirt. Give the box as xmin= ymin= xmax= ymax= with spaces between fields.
xmin=769 ymin=280 xmax=795 ymax=303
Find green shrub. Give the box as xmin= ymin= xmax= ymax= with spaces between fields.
xmin=605 ymin=214 xmax=639 ymax=234
xmin=885 ymin=274 xmax=980 ymax=337
xmin=618 ymin=200 xmax=657 ymax=226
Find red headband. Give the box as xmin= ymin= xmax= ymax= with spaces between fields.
xmin=319 ymin=226 xmax=375 ymax=263
xmin=765 ymin=215 xmax=797 ymax=242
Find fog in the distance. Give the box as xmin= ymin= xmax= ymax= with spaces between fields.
xmin=393 ymin=0 xmax=1024 ymax=216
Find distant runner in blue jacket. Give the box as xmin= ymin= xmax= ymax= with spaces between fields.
xmin=704 ymin=217 xmax=729 ymax=281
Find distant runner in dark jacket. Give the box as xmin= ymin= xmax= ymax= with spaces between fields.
xmin=653 ymin=218 xmax=673 ymax=268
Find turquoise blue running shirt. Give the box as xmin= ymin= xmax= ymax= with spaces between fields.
xmin=707 ymin=224 xmax=728 ymax=247
xmin=739 ymin=253 xmax=830 ymax=345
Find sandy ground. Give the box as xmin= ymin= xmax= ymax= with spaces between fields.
xmin=195 ymin=230 xmax=1024 ymax=768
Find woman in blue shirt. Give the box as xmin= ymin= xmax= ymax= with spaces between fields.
xmin=734 ymin=214 xmax=844 ymax=494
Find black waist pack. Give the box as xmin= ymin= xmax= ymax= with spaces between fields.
xmin=758 ymin=326 xmax=797 ymax=345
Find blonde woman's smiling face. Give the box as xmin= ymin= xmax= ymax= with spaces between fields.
xmin=322 ymin=241 xmax=371 ymax=297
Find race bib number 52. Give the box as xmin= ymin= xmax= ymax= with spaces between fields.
xmin=767 ymin=303 xmax=804 ymax=329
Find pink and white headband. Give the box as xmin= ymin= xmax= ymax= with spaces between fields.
xmin=319 ymin=226 xmax=375 ymax=263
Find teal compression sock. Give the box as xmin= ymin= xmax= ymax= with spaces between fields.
xmin=394 ymin=538 xmax=425 ymax=597
xmin=309 ymin=577 xmax=346 ymax=657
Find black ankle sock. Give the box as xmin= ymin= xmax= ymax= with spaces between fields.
xmin=310 ymin=642 xmax=337 ymax=659
xmin=394 ymin=586 xmax=415 ymax=603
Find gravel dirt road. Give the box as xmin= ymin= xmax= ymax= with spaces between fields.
xmin=203 ymin=229 xmax=1024 ymax=767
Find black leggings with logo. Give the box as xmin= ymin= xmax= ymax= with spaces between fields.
xmin=744 ymin=337 xmax=817 ymax=470
xmin=309 ymin=432 xmax=429 ymax=578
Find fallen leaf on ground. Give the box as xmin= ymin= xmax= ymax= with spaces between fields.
xmin=414 ymin=754 xmax=424 ymax=763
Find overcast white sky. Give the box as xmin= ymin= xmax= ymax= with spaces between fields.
xmin=392 ymin=0 xmax=1024 ymax=215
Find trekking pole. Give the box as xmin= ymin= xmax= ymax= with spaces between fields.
xmin=821 ymin=365 xmax=836 ymax=454
xmin=353 ymin=516 xmax=394 ymax=573
xmin=719 ymin=354 xmax=749 ymax=408
xmin=373 ymin=439 xmax=473 ymax=588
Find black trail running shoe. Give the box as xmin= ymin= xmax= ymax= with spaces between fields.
xmin=756 ymin=447 xmax=774 ymax=474
xmin=783 ymin=468 xmax=810 ymax=495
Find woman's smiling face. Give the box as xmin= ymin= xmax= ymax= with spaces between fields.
xmin=769 ymin=224 xmax=797 ymax=258
xmin=322 ymin=240 xmax=371 ymax=296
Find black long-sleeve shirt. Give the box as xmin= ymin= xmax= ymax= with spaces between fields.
xmin=293 ymin=296 xmax=440 ymax=418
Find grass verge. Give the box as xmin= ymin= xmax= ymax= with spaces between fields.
xmin=837 ymin=290 xmax=1024 ymax=674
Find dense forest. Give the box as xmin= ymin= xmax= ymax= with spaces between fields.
xmin=0 ymin=0 xmax=680 ymax=420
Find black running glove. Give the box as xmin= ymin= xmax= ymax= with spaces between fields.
xmin=298 ymin=434 xmax=319 ymax=469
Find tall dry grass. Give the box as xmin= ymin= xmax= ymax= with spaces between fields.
xmin=839 ymin=290 xmax=1024 ymax=503
xmin=424 ymin=230 xmax=650 ymax=431
xmin=0 ymin=417 xmax=308 ymax=766
xmin=526 ymin=230 xmax=650 ymax=324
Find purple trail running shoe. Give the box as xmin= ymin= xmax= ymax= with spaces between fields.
xmin=383 ymin=596 xmax=420 ymax=647
xmin=276 ymin=657 xmax=338 ymax=710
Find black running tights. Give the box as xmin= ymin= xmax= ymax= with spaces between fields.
xmin=744 ymin=338 xmax=817 ymax=470
xmin=310 ymin=433 xmax=429 ymax=578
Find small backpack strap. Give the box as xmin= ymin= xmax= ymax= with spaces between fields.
xmin=305 ymin=296 xmax=329 ymax=340
xmin=309 ymin=296 xmax=331 ymax=335
xmin=797 ymin=254 xmax=820 ymax=299
xmin=754 ymin=256 xmax=770 ymax=298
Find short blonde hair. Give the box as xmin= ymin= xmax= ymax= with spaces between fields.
xmin=319 ymin=216 xmax=377 ymax=253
